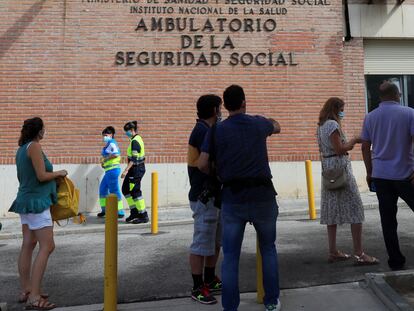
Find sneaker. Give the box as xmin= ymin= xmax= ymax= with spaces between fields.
xmin=191 ymin=285 xmax=217 ymax=305
xmin=97 ymin=212 xmax=105 ymax=218
xmin=131 ymin=211 xmax=149 ymax=224
xmin=126 ymin=208 xmax=139 ymax=223
xmin=265 ymin=299 xmax=281 ymax=311
xmin=207 ymin=276 xmax=222 ymax=292
xmin=117 ymin=213 xmax=125 ymax=219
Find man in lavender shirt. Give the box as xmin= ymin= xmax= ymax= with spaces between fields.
xmin=361 ymin=81 xmax=414 ymax=271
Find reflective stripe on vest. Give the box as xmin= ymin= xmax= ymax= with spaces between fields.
xmin=127 ymin=135 xmax=145 ymax=164
xmin=103 ymin=156 xmax=121 ymax=171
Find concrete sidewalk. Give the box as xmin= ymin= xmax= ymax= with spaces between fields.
xmin=52 ymin=282 xmax=388 ymax=311
xmin=0 ymin=192 xmax=385 ymax=240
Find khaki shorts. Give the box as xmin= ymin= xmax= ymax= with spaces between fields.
xmin=190 ymin=199 xmax=221 ymax=256
xmin=20 ymin=208 xmax=53 ymax=230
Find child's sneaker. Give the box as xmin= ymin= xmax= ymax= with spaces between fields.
xmin=191 ymin=285 xmax=217 ymax=305
xmin=207 ymin=276 xmax=222 ymax=292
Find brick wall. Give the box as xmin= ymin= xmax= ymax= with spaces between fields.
xmin=343 ymin=37 xmax=365 ymax=161
xmin=0 ymin=0 xmax=366 ymax=164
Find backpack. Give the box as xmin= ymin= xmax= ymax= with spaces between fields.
xmin=51 ymin=176 xmax=80 ymax=222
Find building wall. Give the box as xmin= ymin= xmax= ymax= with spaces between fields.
xmin=0 ymin=0 xmax=371 ymax=214
xmin=0 ymin=161 xmax=371 ymax=217
xmin=349 ymin=4 xmax=414 ymax=38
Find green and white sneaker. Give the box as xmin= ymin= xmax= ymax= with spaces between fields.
xmin=191 ymin=285 xmax=217 ymax=305
xmin=265 ymin=299 xmax=281 ymax=311
xmin=207 ymin=276 xmax=222 ymax=292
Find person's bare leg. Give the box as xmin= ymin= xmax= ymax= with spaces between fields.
xmin=351 ymin=223 xmax=363 ymax=255
xmin=18 ymin=225 xmax=37 ymax=294
xmin=205 ymin=244 xmax=220 ymax=267
xmin=190 ymin=254 xmax=204 ymax=275
xmin=28 ymin=226 xmax=54 ymax=301
xmin=327 ymin=224 xmax=337 ymax=254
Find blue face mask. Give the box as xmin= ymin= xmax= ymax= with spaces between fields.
xmin=338 ymin=111 xmax=345 ymax=119
xmin=125 ymin=131 xmax=132 ymax=138
xmin=103 ymin=136 xmax=111 ymax=143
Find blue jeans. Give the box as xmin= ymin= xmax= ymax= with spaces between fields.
xmin=221 ymin=199 xmax=279 ymax=311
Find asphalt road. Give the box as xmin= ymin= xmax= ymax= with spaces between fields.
xmin=1 ymin=208 xmax=413 ymax=311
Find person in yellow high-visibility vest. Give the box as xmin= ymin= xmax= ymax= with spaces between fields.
xmin=98 ymin=126 xmax=124 ymax=218
xmin=121 ymin=121 xmax=149 ymax=223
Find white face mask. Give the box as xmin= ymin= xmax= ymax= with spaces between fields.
xmin=103 ymin=136 xmax=111 ymax=143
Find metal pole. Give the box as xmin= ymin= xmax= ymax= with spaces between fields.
xmin=104 ymin=194 xmax=118 ymax=311
xmin=256 ymin=236 xmax=264 ymax=304
xmin=305 ymin=160 xmax=317 ymax=220
xmin=151 ymin=172 xmax=158 ymax=235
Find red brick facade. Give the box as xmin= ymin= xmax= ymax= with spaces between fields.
xmin=0 ymin=0 xmax=367 ymax=164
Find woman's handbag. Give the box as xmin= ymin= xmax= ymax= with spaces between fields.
xmin=317 ymin=126 xmax=348 ymax=191
xmin=322 ymin=167 xmax=347 ymax=190
xmin=51 ymin=176 xmax=80 ymax=222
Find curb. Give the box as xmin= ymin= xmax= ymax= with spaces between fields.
xmin=365 ymin=270 xmax=414 ymax=311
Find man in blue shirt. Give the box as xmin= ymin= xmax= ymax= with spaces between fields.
xmin=199 ymin=85 xmax=281 ymax=311
xmin=361 ymin=81 xmax=414 ymax=271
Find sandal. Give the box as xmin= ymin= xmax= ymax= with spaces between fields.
xmin=25 ymin=297 xmax=56 ymax=310
xmin=18 ymin=292 xmax=49 ymax=303
xmin=354 ymin=252 xmax=380 ymax=266
xmin=328 ymin=250 xmax=351 ymax=263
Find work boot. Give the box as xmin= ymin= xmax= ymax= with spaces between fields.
xmin=126 ymin=208 xmax=139 ymax=223
xmin=132 ymin=211 xmax=149 ymax=224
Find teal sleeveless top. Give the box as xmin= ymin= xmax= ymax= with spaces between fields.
xmin=9 ymin=142 xmax=57 ymax=214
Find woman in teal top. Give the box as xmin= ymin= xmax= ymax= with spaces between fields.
xmin=9 ymin=117 xmax=67 ymax=310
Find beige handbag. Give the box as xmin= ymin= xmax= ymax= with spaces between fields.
xmin=322 ymin=167 xmax=347 ymax=190
xmin=317 ymin=127 xmax=348 ymax=191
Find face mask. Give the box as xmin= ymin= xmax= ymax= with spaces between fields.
xmin=125 ymin=131 xmax=132 ymax=138
xmin=103 ymin=136 xmax=111 ymax=143
xmin=338 ymin=111 xmax=345 ymax=119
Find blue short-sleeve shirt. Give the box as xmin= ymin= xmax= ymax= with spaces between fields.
xmin=361 ymin=101 xmax=414 ymax=180
xmin=202 ymin=113 xmax=276 ymax=203
xmin=188 ymin=119 xmax=210 ymax=201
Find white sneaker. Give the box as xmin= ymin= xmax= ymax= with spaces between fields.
xmin=265 ymin=299 xmax=281 ymax=311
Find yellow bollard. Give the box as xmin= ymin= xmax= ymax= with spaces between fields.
xmin=104 ymin=194 xmax=118 ymax=311
xmin=256 ymin=236 xmax=264 ymax=304
xmin=305 ymin=160 xmax=317 ymax=220
xmin=151 ymin=172 xmax=158 ymax=235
